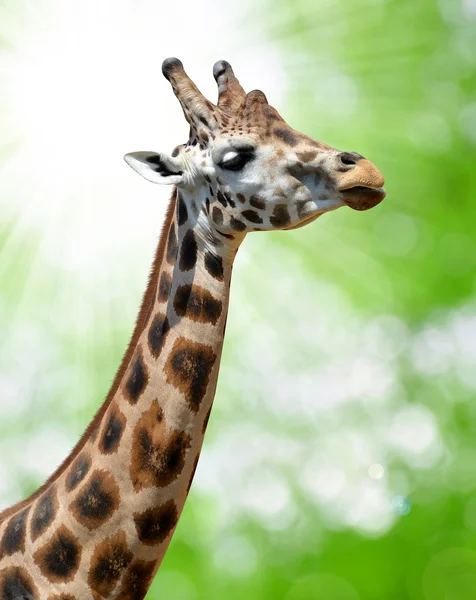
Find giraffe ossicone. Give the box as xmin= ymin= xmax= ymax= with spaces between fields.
xmin=0 ymin=58 xmax=385 ymax=599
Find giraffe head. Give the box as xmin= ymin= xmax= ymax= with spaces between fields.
xmin=125 ymin=58 xmax=385 ymax=234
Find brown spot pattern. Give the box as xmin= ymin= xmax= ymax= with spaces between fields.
xmin=66 ymin=453 xmax=91 ymax=492
xmin=179 ymin=230 xmax=198 ymax=271
xmin=164 ymin=337 xmax=217 ymax=412
xmin=158 ymin=272 xmax=172 ymax=302
xmin=130 ymin=400 xmax=191 ymax=491
xmin=216 ymin=190 xmax=227 ymax=207
xmin=116 ymin=559 xmax=157 ymax=600
xmin=177 ymin=193 xmax=188 ymax=226
xmin=0 ymin=506 xmax=29 ymax=558
xmin=242 ymin=209 xmax=263 ymax=224
xmin=124 ymin=350 xmax=149 ymax=404
xmin=99 ymin=405 xmax=127 ymax=455
xmin=249 ymin=195 xmax=266 ymax=210
xmin=31 ymin=486 xmax=58 ymax=542
xmin=224 ymin=192 xmax=235 ymax=208
xmin=133 ymin=499 xmax=178 ymax=545
xmin=204 ymin=252 xmax=224 ymax=281
xmin=88 ymin=531 xmax=133 ymax=597
xmin=212 ymin=206 xmax=223 ymax=226
xmin=0 ymin=567 xmax=38 ymax=600
xmin=148 ymin=312 xmax=171 ymax=359
xmin=166 ymin=225 xmax=177 ymax=264
xmin=230 ymin=217 xmax=246 ymax=231
xmin=69 ymin=470 xmax=120 ymax=530
xmin=270 ymin=204 xmax=291 ymax=228
xmin=34 ymin=525 xmax=81 ymax=583
xmin=174 ymin=284 xmax=222 ymax=325
xmin=274 ymin=127 xmax=298 ymax=146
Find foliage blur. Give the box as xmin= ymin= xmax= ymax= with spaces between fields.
xmin=1 ymin=0 xmax=476 ymax=598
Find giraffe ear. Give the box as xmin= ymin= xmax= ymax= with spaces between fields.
xmin=124 ymin=151 xmax=184 ymax=185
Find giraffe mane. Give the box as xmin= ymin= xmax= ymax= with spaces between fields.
xmin=0 ymin=190 xmax=178 ymax=524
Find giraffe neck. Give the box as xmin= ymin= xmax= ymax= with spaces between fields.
xmin=0 ymin=189 xmax=243 ymax=599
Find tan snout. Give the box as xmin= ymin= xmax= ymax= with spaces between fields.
xmin=336 ymin=152 xmax=384 ymax=190
xmin=334 ymin=152 xmax=386 ymax=211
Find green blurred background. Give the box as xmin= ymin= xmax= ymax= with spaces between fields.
xmin=1 ymin=0 xmax=476 ymax=598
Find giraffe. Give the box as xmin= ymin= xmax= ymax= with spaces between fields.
xmin=0 ymin=58 xmax=385 ymax=599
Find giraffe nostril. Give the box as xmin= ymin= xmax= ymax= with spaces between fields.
xmin=339 ymin=152 xmax=360 ymax=167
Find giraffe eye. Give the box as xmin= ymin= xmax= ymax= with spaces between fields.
xmin=219 ymin=152 xmax=254 ymax=172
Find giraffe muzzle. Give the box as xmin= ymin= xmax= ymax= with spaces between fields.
xmin=336 ymin=153 xmax=386 ymax=211
xmin=337 ymin=152 xmax=387 ymax=210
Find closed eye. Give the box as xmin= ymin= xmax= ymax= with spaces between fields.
xmin=219 ymin=152 xmax=254 ymax=172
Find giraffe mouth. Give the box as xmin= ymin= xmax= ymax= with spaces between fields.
xmin=341 ymin=186 xmax=386 ymax=211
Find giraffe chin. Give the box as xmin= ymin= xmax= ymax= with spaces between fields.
xmin=342 ymin=186 xmax=386 ymax=211
xmin=283 ymin=213 xmax=321 ymax=231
